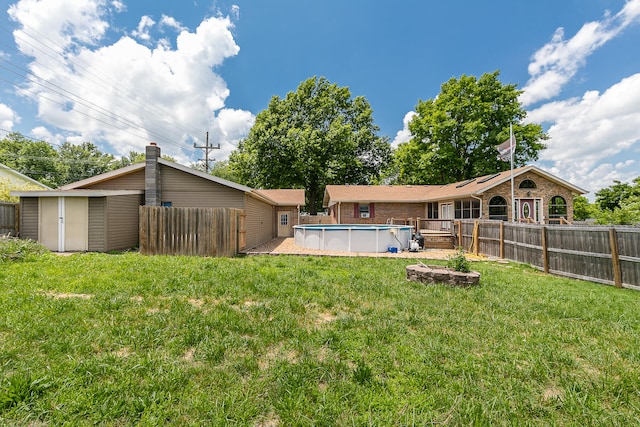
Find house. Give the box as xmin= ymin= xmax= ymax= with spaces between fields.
xmin=323 ymin=165 xmax=587 ymax=225
xmin=12 ymin=143 xmax=305 ymax=252
xmin=1 ymin=161 xmax=51 ymax=199
xmin=1 ymin=162 xmax=51 ymax=236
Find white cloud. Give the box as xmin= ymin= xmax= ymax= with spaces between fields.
xmin=208 ymin=108 xmax=255 ymax=159
xmin=111 ymin=0 xmax=125 ymax=13
xmin=160 ymin=15 xmax=187 ymax=32
xmin=132 ymin=16 xmax=155 ymax=41
xmin=391 ymin=111 xmax=416 ymax=148
xmin=528 ymin=73 xmax=640 ymax=194
xmin=9 ymin=0 xmax=109 ymax=54
xmin=7 ymin=0 xmax=254 ymax=164
xmin=520 ymin=0 xmax=640 ymax=107
xmin=0 ymin=103 xmax=19 ymax=133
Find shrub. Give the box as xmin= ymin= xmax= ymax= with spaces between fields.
xmin=446 ymin=247 xmax=470 ymax=273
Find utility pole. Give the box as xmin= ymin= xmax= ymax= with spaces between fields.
xmin=193 ymin=132 xmax=220 ymax=173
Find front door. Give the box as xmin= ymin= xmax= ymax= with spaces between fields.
xmin=517 ymin=198 xmax=541 ymax=223
xmin=277 ymin=211 xmax=292 ymax=237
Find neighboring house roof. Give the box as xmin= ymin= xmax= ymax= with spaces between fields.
xmin=323 ymin=165 xmax=587 ymax=207
xmin=0 ymin=162 xmax=51 ymax=189
xmin=254 ymin=189 xmax=306 ymax=206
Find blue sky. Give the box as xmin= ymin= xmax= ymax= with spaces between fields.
xmin=1 ymin=0 xmax=640 ymax=197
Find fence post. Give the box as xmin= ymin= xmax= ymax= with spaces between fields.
xmin=473 ymin=220 xmax=479 ymax=255
xmin=499 ymin=221 xmax=504 ymax=259
xmin=541 ymin=225 xmax=549 ymax=274
xmin=609 ymin=228 xmax=622 ymax=288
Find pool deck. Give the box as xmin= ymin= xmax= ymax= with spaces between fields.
xmin=244 ymin=237 xmax=487 ymax=261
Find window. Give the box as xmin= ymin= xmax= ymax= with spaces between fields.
xmin=427 ymin=202 xmax=439 ymax=219
xmin=549 ymin=196 xmax=567 ymax=218
xmin=353 ymin=203 xmax=375 ymax=219
xmin=489 ymin=196 xmax=508 ymax=221
xmin=454 ymin=199 xmax=480 ymax=219
xmin=280 ymin=213 xmax=288 ymax=226
xmin=519 ymin=179 xmax=537 ymax=189
xmin=161 ymin=201 xmax=172 ymax=207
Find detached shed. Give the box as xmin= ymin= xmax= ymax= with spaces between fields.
xmin=13 ymin=143 xmax=305 ymax=253
xmin=14 ymin=190 xmax=143 ymax=252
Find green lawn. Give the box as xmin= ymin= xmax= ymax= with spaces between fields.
xmin=1 ymin=246 xmax=639 ymax=425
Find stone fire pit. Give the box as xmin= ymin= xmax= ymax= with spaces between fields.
xmin=406 ymin=263 xmax=480 ymax=287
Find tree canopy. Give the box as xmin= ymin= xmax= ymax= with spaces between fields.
xmin=229 ymin=76 xmax=391 ymax=214
xmin=393 ymin=71 xmax=547 ymax=184
xmin=1 ymin=132 xmax=118 ymax=187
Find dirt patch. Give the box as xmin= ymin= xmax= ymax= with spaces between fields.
xmin=114 ymin=347 xmax=133 ymax=358
xmin=42 ymin=291 xmax=93 ymax=300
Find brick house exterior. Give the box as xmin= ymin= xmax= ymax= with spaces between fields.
xmin=323 ymin=166 xmax=586 ymax=225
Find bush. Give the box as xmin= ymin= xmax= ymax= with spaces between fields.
xmin=446 ymin=247 xmax=471 ymax=273
xmin=0 ymin=236 xmax=49 ymax=262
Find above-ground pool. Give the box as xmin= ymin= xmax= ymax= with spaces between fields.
xmin=293 ymin=224 xmax=412 ymax=253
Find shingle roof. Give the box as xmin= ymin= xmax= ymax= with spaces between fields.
xmin=254 ymin=189 xmax=306 ymax=206
xmin=323 ymin=165 xmax=587 ymax=207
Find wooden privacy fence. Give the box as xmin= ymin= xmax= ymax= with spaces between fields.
xmin=0 ymin=202 xmax=19 ymax=236
xmin=139 ymin=206 xmax=246 ymax=257
xmin=457 ymin=220 xmax=640 ymax=290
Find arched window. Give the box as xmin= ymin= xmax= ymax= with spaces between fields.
xmin=519 ymin=179 xmax=537 ymax=189
xmin=489 ymin=196 xmax=508 ymax=221
xmin=549 ymin=196 xmax=567 ymax=218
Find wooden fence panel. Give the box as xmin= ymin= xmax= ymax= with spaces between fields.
xmin=459 ymin=220 xmax=640 ymax=289
xmin=0 ymin=202 xmax=18 ymax=236
xmin=617 ymin=229 xmax=640 ymax=290
xmin=139 ymin=206 xmax=243 ymax=257
xmin=504 ymin=223 xmax=543 ymax=267
xmin=545 ymin=226 xmax=615 ymax=286
xmin=477 ymin=220 xmax=502 ymax=258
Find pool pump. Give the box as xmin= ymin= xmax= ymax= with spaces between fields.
xmin=409 ymin=230 xmax=424 ymax=252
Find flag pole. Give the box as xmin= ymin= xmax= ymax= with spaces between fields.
xmin=510 ymin=123 xmax=516 ymax=222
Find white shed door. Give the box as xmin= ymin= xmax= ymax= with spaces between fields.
xmin=39 ymin=197 xmax=88 ymax=252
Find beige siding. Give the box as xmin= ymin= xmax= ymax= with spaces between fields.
xmin=88 ymin=198 xmax=106 ymax=252
xmin=84 ymin=169 xmax=145 ymax=190
xmin=244 ymin=194 xmax=275 ymax=249
xmin=20 ymin=198 xmax=39 ymax=240
xmin=160 ymin=167 xmax=245 ymax=208
xmin=106 ymin=194 xmax=142 ymax=252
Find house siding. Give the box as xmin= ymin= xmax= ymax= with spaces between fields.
xmin=105 ymin=194 xmax=143 ymax=251
xmin=82 ymin=169 xmax=145 ymax=190
xmin=20 ymin=197 xmax=38 ymax=240
xmin=244 ymin=194 xmax=274 ymax=249
xmin=160 ymin=167 xmax=245 ymax=208
xmin=88 ymin=198 xmax=106 ymax=252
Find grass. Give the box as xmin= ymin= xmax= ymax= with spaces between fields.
xmin=1 ymin=245 xmax=639 ymax=425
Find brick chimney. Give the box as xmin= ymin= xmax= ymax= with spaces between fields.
xmin=145 ymin=142 xmax=161 ymax=206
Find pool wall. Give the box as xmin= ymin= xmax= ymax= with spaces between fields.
xmin=293 ymin=224 xmax=412 ymax=253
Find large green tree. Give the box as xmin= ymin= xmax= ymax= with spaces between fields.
xmin=229 ymin=76 xmax=391 ymax=214
xmin=394 ymin=71 xmax=547 ymax=184
xmin=1 ymin=132 xmax=126 ymax=187
xmin=58 ymin=142 xmax=116 ymax=184
xmin=0 ymin=132 xmax=63 ymax=187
